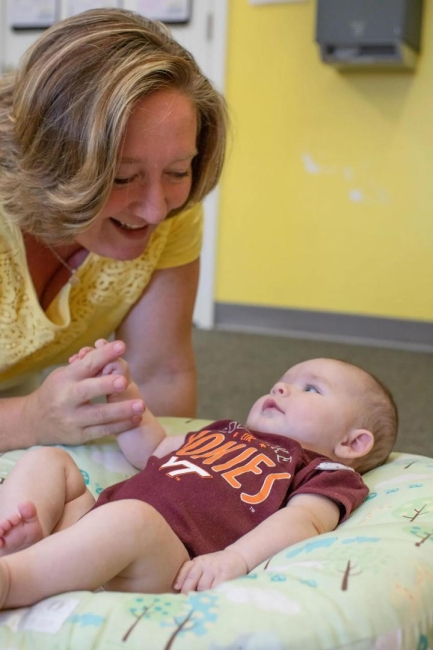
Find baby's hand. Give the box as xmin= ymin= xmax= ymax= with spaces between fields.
xmin=69 ymin=339 xmax=119 ymax=368
xmin=69 ymin=340 xmax=141 ymax=404
xmin=173 ymin=549 xmax=248 ymax=594
xmin=68 ymin=346 xmax=95 ymax=365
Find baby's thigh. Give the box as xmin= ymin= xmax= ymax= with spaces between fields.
xmin=103 ymin=499 xmax=190 ymax=594
xmin=31 ymin=447 xmax=87 ymax=502
xmin=0 ymin=447 xmax=87 ymax=532
xmin=2 ymin=446 xmax=80 ymax=494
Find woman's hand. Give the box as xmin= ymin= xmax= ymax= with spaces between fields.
xmin=21 ymin=340 xmax=145 ymax=446
xmin=69 ymin=339 xmax=142 ymax=403
xmin=173 ymin=549 xmax=249 ymax=594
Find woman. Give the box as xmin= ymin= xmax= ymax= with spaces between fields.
xmin=0 ymin=8 xmax=228 ymax=451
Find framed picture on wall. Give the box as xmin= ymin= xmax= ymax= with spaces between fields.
xmin=136 ymin=0 xmax=192 ymax=25
xmin=8 ymin=0 xmax=57 ymax=30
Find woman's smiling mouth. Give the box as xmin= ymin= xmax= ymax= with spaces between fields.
xmin=110 ymin=218 xmax=148 ymax=231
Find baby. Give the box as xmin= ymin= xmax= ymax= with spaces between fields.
xmin=0 ymin=340 xmax=397 ymax=608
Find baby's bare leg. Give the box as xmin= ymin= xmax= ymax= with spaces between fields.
xmin=0 ymin=500 xmax=189 ymax=609
xmin=0 ymin=448 xmax=94 ymax=554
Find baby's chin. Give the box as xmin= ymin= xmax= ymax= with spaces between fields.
xmin=246 ymin=417 xmax=287 ymax=436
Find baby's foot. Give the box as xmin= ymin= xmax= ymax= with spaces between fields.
xmin=0 ymin=502 xmax=43 ymax=555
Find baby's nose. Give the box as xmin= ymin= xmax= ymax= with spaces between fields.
xmin=270 ymin=382 xmax=291 ymax=397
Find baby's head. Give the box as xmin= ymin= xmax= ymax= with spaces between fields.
xmin=246 ymin=358 xmax=398 ymax=474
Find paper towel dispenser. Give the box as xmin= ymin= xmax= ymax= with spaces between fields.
xmin=316 ymin=0 xmax=423 ymax=70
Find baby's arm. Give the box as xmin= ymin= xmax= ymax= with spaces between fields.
xmin=71 ymin=341 xmax=167 ymax=469
xmin=174 ymin=493 xmax=340 ymax=593
xmin=104 ymin=358 xmax=168 ymax=469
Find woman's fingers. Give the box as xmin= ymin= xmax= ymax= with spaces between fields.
xmin=28 ymin=339 xmax=136 ymax=445
xmin=83 ymin=416 xmax=144 ymax=442
xmin=68 ymin=399 xmax=145 ymax=442
xmin=77 ymin=399 xmax=145 ymax=428
xmin=68 ymin=341 xmax=126 ymax=381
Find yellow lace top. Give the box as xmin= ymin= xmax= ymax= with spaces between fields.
xmin=0 ymin=204 xmax=203 ymax=389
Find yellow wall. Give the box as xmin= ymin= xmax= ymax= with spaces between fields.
xmin=216 ymin=0 xmax=433 ymax=322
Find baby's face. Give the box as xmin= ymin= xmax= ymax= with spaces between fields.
xmin=246 ymin=358 xmax=364 ymax=458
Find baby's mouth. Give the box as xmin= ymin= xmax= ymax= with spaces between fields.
xmin=262 ymin=398 xmax=284 ymax=414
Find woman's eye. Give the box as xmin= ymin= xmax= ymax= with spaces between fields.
xmin=305 ymin=384 xmax=320 ymax=394
xmin=168 ymin=170 xmax=190 ymax=180
xmin=113 ymin=175 xmax=137 ymax=186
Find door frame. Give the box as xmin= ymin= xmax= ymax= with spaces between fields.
xmin=176 ymin=0 xmax=228 ymax=329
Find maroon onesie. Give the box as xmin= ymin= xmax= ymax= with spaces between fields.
xmin=93 ymin=420 xmax=368 ymax=558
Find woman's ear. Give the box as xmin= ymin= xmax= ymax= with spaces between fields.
xmin=334 ymin=428 xmax=374 ymax=461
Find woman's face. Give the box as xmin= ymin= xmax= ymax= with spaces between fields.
xmin=75 ymin=89 xmax=198 ymax=260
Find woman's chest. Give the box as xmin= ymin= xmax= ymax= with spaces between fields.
xmin=24 ymin=235 xmax=84 ymax=310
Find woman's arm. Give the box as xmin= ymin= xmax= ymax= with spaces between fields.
xmin=0 ymin=259 xmax=198 ymax=451
xmin=117 ymin=259 xmax=199 ymax=417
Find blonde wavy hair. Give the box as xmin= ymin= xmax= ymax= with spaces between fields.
xmin=0 ymin=8 xmax=228 ymax=244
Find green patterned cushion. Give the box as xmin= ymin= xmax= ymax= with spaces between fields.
xmin=0 ymin=417 xmax=431 ymax=649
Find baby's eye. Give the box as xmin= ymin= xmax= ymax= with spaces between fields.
xmin=305 ymin=384 xmax=320 ymax=394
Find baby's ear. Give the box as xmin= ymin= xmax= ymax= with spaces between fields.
xmin=334 ymin=428 xmax=374 ymax=462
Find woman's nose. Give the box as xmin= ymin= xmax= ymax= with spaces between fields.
xmin=270 ymin=382 xmax=291 ymax=397
xmin=130 ymin=182 xmax=167 ymax=224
